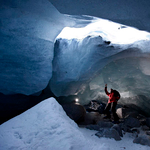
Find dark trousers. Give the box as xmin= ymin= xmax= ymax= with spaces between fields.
xmin=104 ymin=102 xmax=119 ymax=121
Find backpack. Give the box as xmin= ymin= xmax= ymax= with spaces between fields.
xmin=113 ymin=90 xmax=121 ymax=101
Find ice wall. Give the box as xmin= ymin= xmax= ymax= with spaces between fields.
xmin=0 ymin=0 xmax=150 ymax=117
xmin=0 ymin=0 xmax=71 ymax=95
xmin=50 ymin=17 xmax=150 ymax=98
xmin=50 ymin=16 xmax=150 ymax=115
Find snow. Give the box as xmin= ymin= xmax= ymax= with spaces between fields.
xmin=79 ymin=128 xmax=149 ymax=150
xmin=0 ymin=97 xmax=149 ymax=150
xmin=0 ymin=98 xmax=87 ymax=150
xmin=57 ymin=18 xmax=150 ymax=45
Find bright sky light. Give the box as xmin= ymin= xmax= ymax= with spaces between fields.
xmin=57 ymin=18 xmax=150 ymax=45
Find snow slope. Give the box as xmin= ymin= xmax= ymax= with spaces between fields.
xmin=0 ymin=98 xmax=88 ymax=150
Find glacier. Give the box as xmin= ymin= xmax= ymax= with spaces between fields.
xmin=0 ymin=0 xmax=150 ymax=120
xmin=50 ymin=18 xmax=150 ymax=115
xmin=0 ymin=0 xmax=73 ymax=95
xmin=50 ymin=17 xmax=150 ymax=98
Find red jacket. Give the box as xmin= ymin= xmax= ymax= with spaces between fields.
xmin=105 ymin=87 xmax=120 ymax=103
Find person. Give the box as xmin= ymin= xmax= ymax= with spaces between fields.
xmin=103 ymin=84 xmax=120 ymax=123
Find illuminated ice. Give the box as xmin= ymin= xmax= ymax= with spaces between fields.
xmin=50 ymin=17 xmax=150 ymax=100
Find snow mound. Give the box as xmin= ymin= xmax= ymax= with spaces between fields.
xmin=0 ymin=98 xmax=88 ymax=150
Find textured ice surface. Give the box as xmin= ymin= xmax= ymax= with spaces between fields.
xmin=0 ymin=0 xmax=71 ymax=95
xmin=50 ymin=16 xmax=150 ymax=115
xmin=50 ymin=17 xmax=150 ymax=98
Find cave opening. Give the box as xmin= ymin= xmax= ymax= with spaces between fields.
xmin=50 ymin=16 xmax=150 ymax=117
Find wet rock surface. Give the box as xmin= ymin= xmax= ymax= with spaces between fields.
xmin=133 ymin=135 xmax=150 ymax=146
xmin=95 ymin=128 xmax=122 ymax=141
xmin=61 ymin=99 xmax=150 ymax=146
xmin=62 ymin=102 xmax=86 ymax=124
xmin=84 ymin=100 xmax=106 ymax=114
xmin=74 ymin=100 xmax=150 ymax=146
xmin=124 ymin=116 xmax=141 ymax=128
xmin=146 ymin=118 xmax=150 ymax=127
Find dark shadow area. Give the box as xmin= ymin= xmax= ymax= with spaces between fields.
xmin=0 ymin=87 xmax=56 ymax=125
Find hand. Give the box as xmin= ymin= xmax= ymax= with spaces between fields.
xmin=105 ymin=84 xmax=107 ymax=87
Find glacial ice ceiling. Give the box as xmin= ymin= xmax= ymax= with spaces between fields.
xmin=50 ymin=17 xmax=150 ymax=102
xmin=0 ymin=0 xmax=150 ymax=114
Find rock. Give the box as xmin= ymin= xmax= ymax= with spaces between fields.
xmin=111 ymin=124 xmax=123 ymax=137
xmin=79 ymin=111 xmax=103 ymax=125
xmin=124 ymin=116 xmax=140 ymax=128
xmin=139 ymin=117 xmax=147 ymax=126
xmin=116 ymin=108 xmax=123 ymax=118
xmin=86 ymin=120 xmax=114 ymax=130
xmin=86 ymin=118 xmax=116 ymax=131
xmin=142 ymin=125 xmax=150 ymax=131
xmin=97 ymin=103 xmax=106 ymax=114
xmin=62 ymin=102 xmax=86 ymax=123
xmin=131 ymin=128 xmax=140 ymax=138
xmin=146 ymin=131 xmax=150 ymax=136
xmin=146 ymin=118 xmax=150 ymax=127
xmin=84 ymin=100 xmax=106 ymax=114
xmin=97 ymin=121 xmax=114 ymax=128
xmin=95 ymin=128 xmax=121 ymax=141
xmin=119 ymin=123 xmax=132 ymax=132
xmin=86 ymin=124 xmax=100 ymax=131
xmin=95 ymin=129 xmax=104 ymax=137
xmin=133 ymin=135 xmax=150 ymax=146
xmin=116 ymin=107 xmax=139 ymax=119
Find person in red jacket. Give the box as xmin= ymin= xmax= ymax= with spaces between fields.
xmin=103 ymin=84 xmax=120 ymax=123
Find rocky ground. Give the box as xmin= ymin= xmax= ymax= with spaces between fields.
xmin=62 ymin=99 xmax=150 ymax=147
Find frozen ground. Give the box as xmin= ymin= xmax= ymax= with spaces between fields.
xmin=0 ymin=98 xmax=149 ymax=150
xmin=79 ymin=127 xmax=149 ymax=150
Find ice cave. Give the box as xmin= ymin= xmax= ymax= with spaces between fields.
xmin=0 ymin=0 xmax=150 ymax=124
